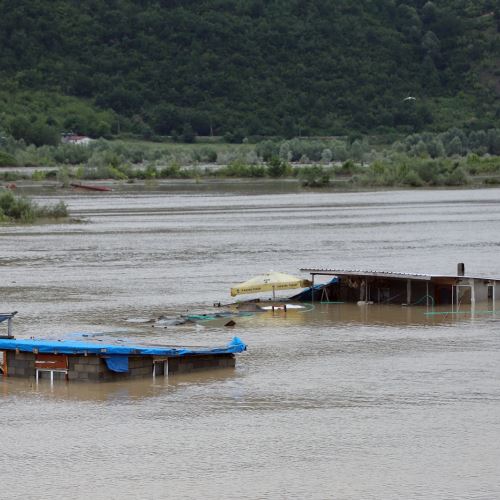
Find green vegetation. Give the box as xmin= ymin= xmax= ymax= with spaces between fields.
xmin=2 ymin=125 xmax=500 ymax=190
xmin=0 ymin=190 xmax=68 ymax=223
xmin=298 ymin=166 xmax=331 ymax=187
xmin=0 ymin=88 xmax=115 ymax=144
xmin=0 ymin=1 xmax=499 ymax=144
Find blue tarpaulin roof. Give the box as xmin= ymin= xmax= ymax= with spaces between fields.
xmin=289 ymin=277 xmax=339 ymax=301
xmin=0 ymin=336 xmax=247 ymax=357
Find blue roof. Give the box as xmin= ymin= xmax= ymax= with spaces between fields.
xmin=0 ymin=336 xmax=247 ymax=357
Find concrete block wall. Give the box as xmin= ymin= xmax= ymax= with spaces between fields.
xmin=168 ymin=354 xmax=235 ymax=374
xmin=67 ymin=355 xmax=154 ymax=381
xmin=2 ymin=352 xmax=236 ymax=382
xmin=128 ymin=356 xmax=154 ymax=378
xmin=68 ymin=355 xmax=106 ymax=381
xmin=5 ymin=351 xmax=36 ymax=378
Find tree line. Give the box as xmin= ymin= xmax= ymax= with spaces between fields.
xmin=0 ymin=0 xmax=499 ymax=143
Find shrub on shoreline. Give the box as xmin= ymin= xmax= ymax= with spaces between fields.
xmin=298 ymin=166 xmax=331 ymax=187
xmin=0 ymin=190 xmax=68 ymax=223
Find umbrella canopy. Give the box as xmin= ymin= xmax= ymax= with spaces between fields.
xmin=231 ymin=271 xmax=312 ymax=298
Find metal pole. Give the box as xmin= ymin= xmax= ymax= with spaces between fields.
xmin=311 ymin=274 xmax=315 ymax=303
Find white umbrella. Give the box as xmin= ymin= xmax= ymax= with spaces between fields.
xmin=231 ymin=271 xmax=311 ymax=299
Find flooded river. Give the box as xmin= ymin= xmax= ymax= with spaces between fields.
xmin=1 ymin=184 xmax=500 ymax=499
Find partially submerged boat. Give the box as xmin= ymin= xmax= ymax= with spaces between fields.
xmin=70 ymin=182 xmax=112 ymax=192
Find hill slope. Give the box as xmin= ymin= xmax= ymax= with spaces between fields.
xmin=0 ymin=0 xmax=499 ymax=138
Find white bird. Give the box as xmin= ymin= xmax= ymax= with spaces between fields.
xmin=403 ymin=96 xmax=417 ymax=101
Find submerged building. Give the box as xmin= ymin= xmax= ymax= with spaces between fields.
xmin=0 ymin=334 xmax=246 ymax=383
xmin=299 ymin=264 xmax=498 ymax=306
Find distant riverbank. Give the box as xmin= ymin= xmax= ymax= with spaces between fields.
xmin=0 ymin=129 xmax=499 ymax=191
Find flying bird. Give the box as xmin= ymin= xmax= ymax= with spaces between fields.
xmin=403 ymin=96 xmax=417 ymax=101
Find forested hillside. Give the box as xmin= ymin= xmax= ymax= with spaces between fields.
xmin=0 ymin=0 xmax=499 ymax=141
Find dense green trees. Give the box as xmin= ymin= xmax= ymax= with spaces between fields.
xmin=0 ymin=0 xmax=499 ymax=142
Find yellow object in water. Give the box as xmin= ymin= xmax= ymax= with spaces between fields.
xmin=231 ymin=271 xmax=311 ymax=298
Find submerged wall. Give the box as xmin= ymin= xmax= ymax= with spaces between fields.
xmin=2 ymin=351 xmax=236 ymax=382
xmin=313 ymin=276 xmax=496 ymax=306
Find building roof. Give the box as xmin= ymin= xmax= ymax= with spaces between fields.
xmin=0 ymin=336 xmax=247 ymax=357
xmin=300 ymin=268 xmax=500 ymax=282
xmin=61 ymin=134 xmax=93 ymax=145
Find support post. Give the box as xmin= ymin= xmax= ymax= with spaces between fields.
xmin=153 ymin=359 xmax=169 ymax=378
xmin=406 ymin=279 xmax=411 ymax=305
xmin=311 ymin=274 xmax=315 ymax=303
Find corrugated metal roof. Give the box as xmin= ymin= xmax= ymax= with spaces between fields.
xmin=300 ymin=268 xmax=500 ymax=282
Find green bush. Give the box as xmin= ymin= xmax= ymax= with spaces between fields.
xmin=37 ymin=200 xmax=69 ymax=219
xmin=0 ymin=190 xmax=68 ymax=222
xmin=0 ymin=191 xmax=35 ymax=222
xmin=483 ymin=177 xmax=500 ymax=185
xmin=31 ymin=170 xmax=47 ymax=181
xmin=57 ymin=166 xmax=70 ymax=186
xmin=337 ymin=160 xmax=358 ymax=176
xmin=445 ymin=166 xmax=469 ymax=186
xmin=400 ymin=169 xmax=424 ymax=187
xmin=0 ymin=150 xmax=17 ymax=166
xmin=415 ymin=161 xmax=440 ymax=184
xmin=0 ymin=172 xmax=28 ymax=181
xmin=217 ymin=161 xmax=265 ymax=178
xmin=158 ymin=163 xmax=192 ymax=178
xmin=266 ymin=157 xmax=290 ymax=178
xmin=298 ymin=166 xmax=331 ymax=187
xmin=144 ymin=165 xmax=158 ymax=179
xmin=53 ymin=144 xmax=92 ymax=164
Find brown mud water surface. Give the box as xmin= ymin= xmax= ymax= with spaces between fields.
xmin=1 ymin=183 xmax=500 ymax=499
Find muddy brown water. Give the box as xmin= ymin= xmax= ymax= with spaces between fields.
xmin=1 ymin=183 xmax=500 ymax=499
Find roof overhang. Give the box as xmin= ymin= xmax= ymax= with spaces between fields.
xmin=301 ymin=268 xmax=432 ymax=281
xmin=300 ymin=268 xmax=500 ymax=283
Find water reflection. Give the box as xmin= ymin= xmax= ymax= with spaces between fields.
xmin=0 ymin=368 xmax=240 ymax=403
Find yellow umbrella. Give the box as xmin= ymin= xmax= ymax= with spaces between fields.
xmin=231 ymin=271 xmax=312 ymax=299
